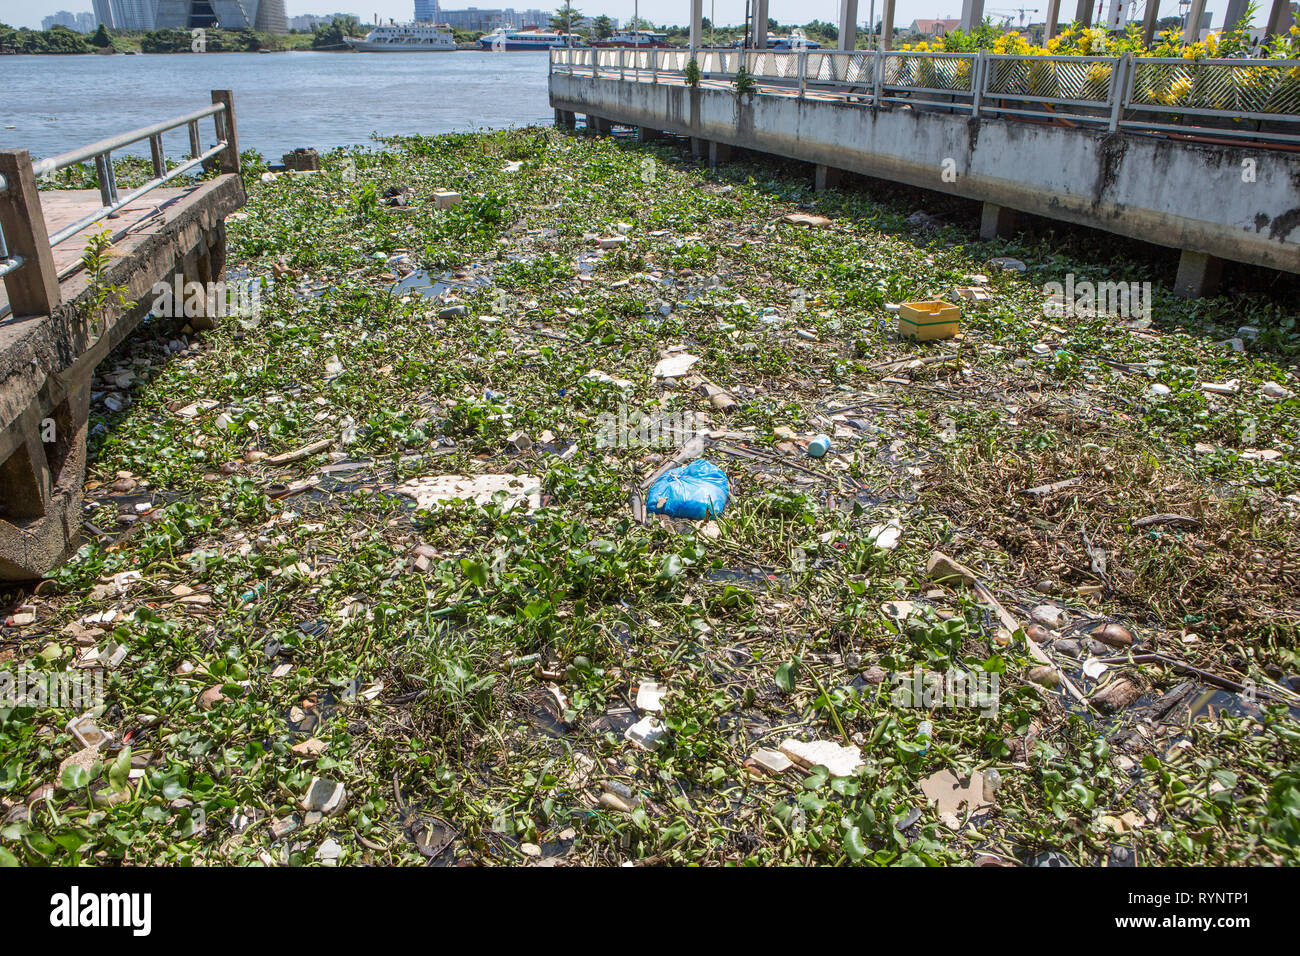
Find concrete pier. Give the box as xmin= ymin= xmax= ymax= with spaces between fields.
xmin=980 ymin=202 xmax=1019 ymax=241
xmin=814 ymin=164 xmax=842 ymax=192
xmin=551 ymin=70 xmax=1300 ymax=288
xmin=0 ymin=93 xmax=247 ymax=579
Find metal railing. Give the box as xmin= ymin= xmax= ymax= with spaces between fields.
xmin=30 ymin=98 xmax=235 ymax=247
xmin=0 ymin=90 xmax=239 ymax=320
xmin=551 ymin=47 xmax=1300 ymax=144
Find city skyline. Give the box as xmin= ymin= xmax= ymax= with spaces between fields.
xmin=5 ymin=0 xmax=1256 ymax=33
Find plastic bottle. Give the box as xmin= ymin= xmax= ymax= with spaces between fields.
xmin=983 ymin=768 xmax=1003 ymax=802
xmin=917 ymin=720 xmax=933 ymax=753
xmin=807 ymin=434 xmax=832 ymax=458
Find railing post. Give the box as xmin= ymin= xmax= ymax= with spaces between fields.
xmin=971 ymin=51 xmax=985 ymax=118
xmin=148 ymin=134 xmax=166 ymax=179
xmin=93 ymin=153 xmax=119 ymax=218
xmin=187 ymin=120 xmax=202 ymax=163
xmin=873 ymin=50 xmax=883 ymax=108
xmin=211 ymin=90 xmax=240 ymax=175
xmin=1109 ymin=54 xmax=1130 ymax=133
xmin=798 ymin=49 xmax=808 ymax=98
xmin=0 ymin=150 xmax=60 ymax=318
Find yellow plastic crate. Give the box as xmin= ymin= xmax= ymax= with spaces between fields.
xmin=898 ymin=300 xmax=960 ymax=341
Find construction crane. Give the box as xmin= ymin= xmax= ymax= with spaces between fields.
xmin=988 ymin=6 xmax=1040 ymax=26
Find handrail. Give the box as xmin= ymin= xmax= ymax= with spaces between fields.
xmin=44 ymin=141 xmax=229 ymax=248
xmin=549 ymin=47 xmax=1300 ymax=145
xmin=0 ymin=91 xmax=239 ymax=321
xmin=30 ymin=102 xmax=225 ymax=178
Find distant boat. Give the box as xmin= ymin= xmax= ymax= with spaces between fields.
xmin=477 ymin=28 xmax=583 ymax=50
xmin=591 ymin=30 xmax=671 ymax=48
xmin=727 ymin=29 xmax=822 ymax=50
xmin=348 ymin=22 xmax=456 ymax=52
xmin=768 ymin=29 xmax=821 ymax=49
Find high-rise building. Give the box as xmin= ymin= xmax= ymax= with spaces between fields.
xmin=42 ymin=11 xmax=81 ymax=30
xmin=92 ymin=0 xmax=115 ymax=28
xmin=414 ymin=0 xmax=440 ymax=22
xmin=439 ymin=7 xmax=537 ymax=31
xmin=110 ymin=0 xmax=156 ymax=30
xmin=153 ymin=0 xmax=287 ymax=31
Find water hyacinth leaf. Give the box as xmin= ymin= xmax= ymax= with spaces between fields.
xmin=843 ymin=825 xmax=868 ymax=862
xmin=460 ymin=558 xmax=489 ymax=588
xmin=776 ymin=656 xmax=801 ymax=693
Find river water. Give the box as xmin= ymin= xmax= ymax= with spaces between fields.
xmin=0 ymin=50 xmax=555 ymax=162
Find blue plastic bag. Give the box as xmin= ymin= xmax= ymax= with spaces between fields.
xmin=646 ymin=458 xmax=730 ymax=520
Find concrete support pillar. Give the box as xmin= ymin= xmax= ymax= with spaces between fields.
xmin=690 ymin=137 xmax=705 ymax=159
xmin=960 ymin=0 xmax=986 ymax=32
xmin=881 ymin=0 xmax=896 ymax=49
xmin=979 ymin=202 xmax=1018 ymax=240
xmin=1183 ymin=0 xmax=1207 ymax=42
xmin=1044 ymin=0 xmax=1061 ymax=39
xmin=1074 ymin=0 xmax=1094 ymax=27
xmin=708 ymin=141 xmax=731 ymax=167
xmin=1223 ymin=0 xmax=1251 ymax=30
xmin=754 ymin=0 xmax=770 ymax=48
xmin=1174 ymin=250 xmax=1223 ymax=298
xmin=637 ymin=126 xmax=660 ymax=142
xmin=814 ymin=164 xmax=841 ymax=192
xmin=1140 ymin=0 xmax=1161 ymax=44
xmin=554 ymin=108 xmax=576 ymax=128
xmin=585 ymin=114 xmax=610 ymax=135
xmin=1265 ymin=0 xmax=1293 ymax=38
xmin=838 ymin=0 xmax=859 ymax=50
xmin=689 ymin=0 xmax=703 ymax=49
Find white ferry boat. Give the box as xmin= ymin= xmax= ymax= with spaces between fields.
xmin=348 ymin=22 xmax=456 ymax=52
xmin=477 ymin=28 xmax=583 ymax=50
xmin=591 ymin=30 xmax=671 ymax=48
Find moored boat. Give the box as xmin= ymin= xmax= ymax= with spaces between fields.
xmin=347 ymin=22 xmax=456 ymax=52
xmin=590 ymin=30 xmax=671 ymax=48
xmin=477 ymin=28 xmax=583 ymax=50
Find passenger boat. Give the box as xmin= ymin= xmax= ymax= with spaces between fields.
xmin=347 ymin=22 xmax=456 ymax=52
xmin=477 ymin=28 xmax=583 ymax=50
xmin=590 ymin=30 xmax=671 ymax=48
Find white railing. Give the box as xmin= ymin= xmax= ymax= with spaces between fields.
xmin=550 ymin=47 xmax=1300 ymax=144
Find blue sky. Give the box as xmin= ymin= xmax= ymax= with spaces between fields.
xmin=5 ymin=1 xmax=1242 ymax=33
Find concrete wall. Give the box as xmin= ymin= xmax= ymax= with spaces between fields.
xmin=551 ymin=73 xmax=1300 ymax=275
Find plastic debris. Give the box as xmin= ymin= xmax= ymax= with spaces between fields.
xmin=300 ymin=777 xmax=347 ymax=816
xmin=778 ymin=738 xmax=863 ymax=777
xmin=645 ymin=459 xmax=730 ymax=520
xmin=636 ymin=680 xmax=667 ymax=713
xmin=395 ymin=474 xmax=542 ymax=512
xmin=784 ymin=213 xmax=832 ymax=227
xmin=920 ymin=769 xmax=992 ymax=819
xmin=651 ymin=352 xmax=700 ymax=379
xmin=867 ymin=517 xmax=903 ymax=550
xmin=625 ymin=715 xmax=666 ymax=749
xmin=747 ymin=748 xmax=794 ymax=776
